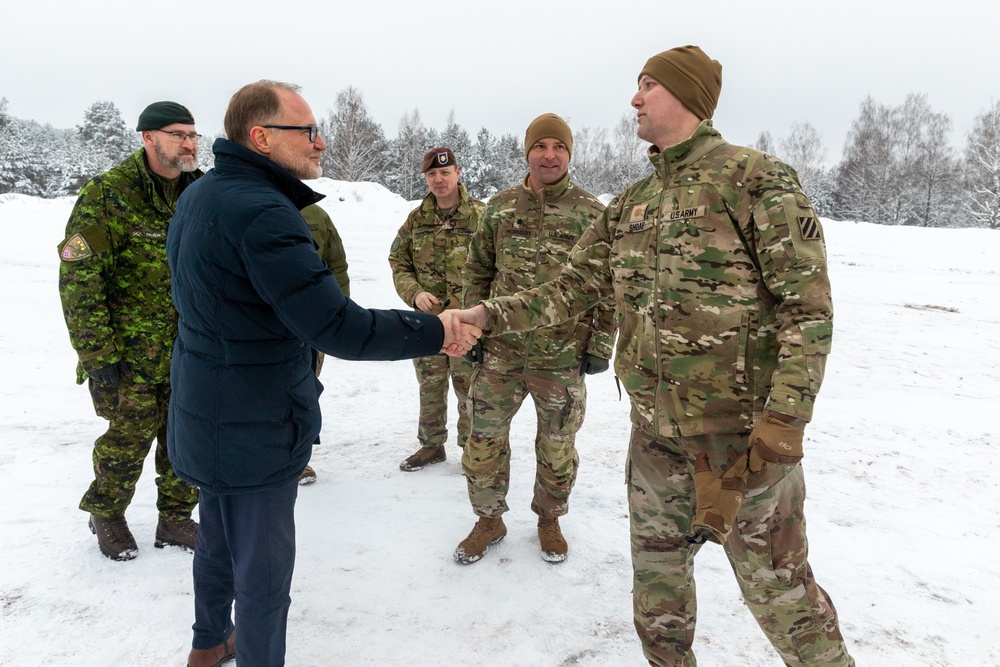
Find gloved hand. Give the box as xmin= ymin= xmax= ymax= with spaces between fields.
xmin=580 ymin=354 xmax=609 ymax=375
xmin=686 ymin=453 xmax=748 ymax=545
xmin=747 ymin=411 xmax=804 ymax=473
xmin=464 ymin=339 xmax=483 ymax=364
xmin=88 ymin=360 xmax=128 ymax=387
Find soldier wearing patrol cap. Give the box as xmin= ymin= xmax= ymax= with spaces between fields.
xmin=58 ymin=101 xmax=202 ymax=561
xmin=453 ymin=114 xmax=615 ymax=566
xmin=389 ymin=147 xmax=485 ymax=472
xmin=455 ymin=47 xmax=855 ymax=665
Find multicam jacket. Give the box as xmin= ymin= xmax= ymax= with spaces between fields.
xmin=57 ymin=149 xmax=202 ymax=384
xmin=389 ymin=183 xmax=483 ymax=312
xmin=481 ymin=122 xmax=832 ymax=437
xmin=465 ymin=172 xmax=615 ymax=371
xmin=301 ymin=203 xmax=350 ymax=296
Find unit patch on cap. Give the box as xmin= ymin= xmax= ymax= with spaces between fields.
xmin=798 ymin=216 xmax=821 ymax=240
xmin=60 ymin=233 xmax=93 ymax=261
xmin=436 ymin=152 xmax=449 ymax=166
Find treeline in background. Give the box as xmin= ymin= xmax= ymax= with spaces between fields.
xmin=2 ymin=88 xmax=998 ymax=229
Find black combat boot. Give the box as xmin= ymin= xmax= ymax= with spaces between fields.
xmin=89 ymin=514 xmax=138 ymax=561
xmin=155 ymin=517 xmax=199 ymax=551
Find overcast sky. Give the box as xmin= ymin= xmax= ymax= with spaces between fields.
xmin=5 ymin=0 xmax=999 ymax=165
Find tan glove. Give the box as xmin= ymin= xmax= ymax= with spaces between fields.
xmin=747 ymin=411 xmax=804 ymax=473
xmin=687 ymin=453 xmax=748 ymax=545
xmin=687 ymin=412 xmax=805 ymax=545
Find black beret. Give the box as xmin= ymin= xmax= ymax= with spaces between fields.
xmin=136 ymin=101 xmax=195 ymax=131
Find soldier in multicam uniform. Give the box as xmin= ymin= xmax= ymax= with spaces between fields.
xmin=453 ymin=114 xmax=615 ymax=565
xmin=389 ymin=147 xmax=484 ymax=471
xmin=298 ymin=203 xmax=351 ymax=485
xmin=57 ymin=101 xmax=202 ymax=561
xmin=455 ymin=48 xmax=855 ymax=665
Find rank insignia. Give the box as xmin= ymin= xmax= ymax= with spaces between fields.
xmin=60 ymin=233 xmax=93 ymax=261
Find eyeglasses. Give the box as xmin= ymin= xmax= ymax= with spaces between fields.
xmin=154 ymin=130 xmax=202 ymax=142
xmin=262 ymin=125 xmax=320 ymax=142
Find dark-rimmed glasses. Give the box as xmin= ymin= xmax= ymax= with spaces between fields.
xmin=154 ymin=130 xmax=202 ymax=142
xmin=262 ymin=125 xmax=320 ymax=142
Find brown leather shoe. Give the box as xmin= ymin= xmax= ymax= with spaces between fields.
xmin=399 ymin=444 xmax=446 ymax=472
xmin=538 ymin=517 xmax=568 ymax=563
xmin=88 ymin=514 xmax=138 ymax=561
xmin=154 ymin=517 xmax=199 ymax=551
xmin=298 ymin=464 xmax=317 ymax=485
xmin=187 ymin=630 xmax=235 ymax=667
xmin=454 ymin=516 xmax=506 ymax=564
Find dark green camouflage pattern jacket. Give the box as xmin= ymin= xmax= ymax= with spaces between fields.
xmin=57 ymin=149 xmax=202 ymax=384
xmin=465 ymin=172 xmax=615 ymax=371
xmin=389 ymin=183 xmax=483 ymax=311
xmin=481 ymin=122 xmax=832 ymax=436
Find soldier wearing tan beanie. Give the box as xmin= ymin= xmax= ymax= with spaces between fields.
xmin=523 ymin=113 xmax=574 ymax=160
xmin=638 ymin=45 xmax=722 ymax=121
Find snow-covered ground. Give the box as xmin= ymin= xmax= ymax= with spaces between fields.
xmin=1 ymin=180 xmax=997 ymax=666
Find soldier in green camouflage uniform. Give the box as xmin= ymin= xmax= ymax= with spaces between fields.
xmin=58 ymin=102 xmax=202 ymax=561
xmin=297 ymin=203 xmax=351 ymax=484
xmin=457 ymin=49 xmax=854 ymax=665
xmin=389 ymin=148 xmax=484 ymax=471
xmin=454 ymin=114 xmax=615 ymax=565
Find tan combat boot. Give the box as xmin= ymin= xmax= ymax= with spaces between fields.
xmin=399 ymin=444 xmax=446 ymax=472
xmin=538 ymin=517 xmax=568 ymax=563
xmin=187 ymin=629 xmax=235 ymax=667
xmin=298 ymin=464 xmax=317 ymax=485
xmin=453 ymin=516 xmax=507 ymax=564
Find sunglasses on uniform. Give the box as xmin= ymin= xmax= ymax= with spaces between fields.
xmin=262 ymin=125 xmax=320 ymax=142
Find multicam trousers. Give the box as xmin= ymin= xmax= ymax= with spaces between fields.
xmin=412 ymin=353 xmax=473 ymax=449
xmin=79 ymin=379 xmax=199 ymax=521
xmin=462 ymin=364 xmax=586 ymax=519
xmin=628 ymin=427 xmax=854 ymax=667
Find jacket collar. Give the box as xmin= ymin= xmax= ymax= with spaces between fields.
xmin=211 ymin=138 xmax=324 ymax=209
xmin=647 ymin=120 xmax=727 ymax=181
xmin=420 ymin=182 xmax=476 ymax=220
xmin=520 ymin=170 xmax=572 ymax=204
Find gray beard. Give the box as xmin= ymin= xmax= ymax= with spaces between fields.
xmin=154 ymin=142 xmax=198 ymax=173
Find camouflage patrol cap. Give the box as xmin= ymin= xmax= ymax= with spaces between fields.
xmin=422 ymin=147 xmax=458 ymax=172
xmin=524 ymin=113 xmax=573 ymax=160
xmin=639 ymin=46 xmax=722 ymax=120
xmin=136 ymin=101 xmax=195 ymax=131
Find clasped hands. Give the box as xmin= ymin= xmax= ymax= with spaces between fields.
xmin=438 ymin=305 xmax=488 ymax=356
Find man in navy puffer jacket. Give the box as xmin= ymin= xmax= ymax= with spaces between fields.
xmin=167 ymin=80 xmax=479 ymax=667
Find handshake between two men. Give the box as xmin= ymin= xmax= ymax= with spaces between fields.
xmin=437 ymin=304 xmax=489 ymax=357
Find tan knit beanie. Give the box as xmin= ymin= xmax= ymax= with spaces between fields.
xmin=638 ymin=45 xmax=722 ymax=120
xmin=523 ymin=113 xmax=573 ymax=160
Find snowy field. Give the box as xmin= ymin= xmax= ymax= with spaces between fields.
xmin=0 ymin=180 xmax=998 ymax=666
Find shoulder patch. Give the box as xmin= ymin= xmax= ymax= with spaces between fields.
xmin=390 ymin=236 xmax=401 ymax=253
xmin=798 ymin=216 xmax=821 ymax=240
xmin=60 ymin=233 xmax=93 ymax=262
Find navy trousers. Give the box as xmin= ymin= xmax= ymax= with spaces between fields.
xmin=191 ymin=482 xmax=298 ymax=667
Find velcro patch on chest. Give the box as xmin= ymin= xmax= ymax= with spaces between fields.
xmin=60 ymin=233 xmax=93 ymax=262
xmin=500 ymin=223 xmax=536 ymax=238
xmin=665 ymin=205 xmax=707 ymax=221
xmin=798 ymin=216 xmax=822 ymax=240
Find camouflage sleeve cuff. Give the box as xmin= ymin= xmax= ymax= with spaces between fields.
xmin=78 ymin=344 xmax=120 ymax=373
